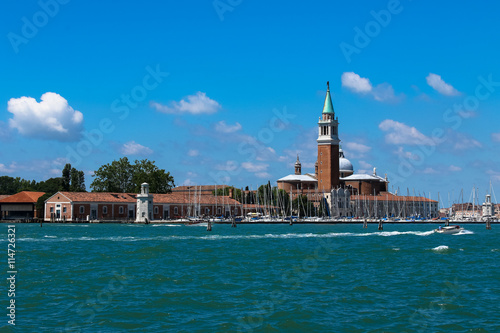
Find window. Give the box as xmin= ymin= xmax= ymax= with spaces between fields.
xmin=63 ymin=207 xmax=67 ymax=213
xmin=174 ymin=207 xmax=179 ymax=215
xmin=50 ymin=207 xmax=54 ymax=213
xmin=119 ymin=206 xmax=124 ymax=214
xmin=103 ymin=206 xmax=108 ymax=214
xmin=217 ymin=208 xmax=221 ymax=214
xmin=56 ymin=204 xmax=61 ymax=208
xmin=205 ymin=208 xmax=209 ymax=215
xmin=79 ymin=206 xmax=84 ymax=214
xmin=154 ymin=207 xmax=159 ymax=214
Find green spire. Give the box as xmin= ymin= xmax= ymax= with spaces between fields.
xmin=322 ymin=81 xmax=335 ymax=114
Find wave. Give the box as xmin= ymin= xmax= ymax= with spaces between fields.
xmin=432 ymin=245 xmax=449 ymax=252
xmin=14 ymin=230 xmax=440 ymax=243
xmin=151 ymin=224 xmax=182 ymax=227
xmin=375 ymin=230 xmax=435 ymax=237
xmin=56 ymin=224 xmax=89 ymax=227
xmin=44 ymin=235 xmax=57 ymax=238
xmin=454 ymin=229 xmax=474 ymax=235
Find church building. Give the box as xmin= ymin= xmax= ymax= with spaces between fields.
xmin=277 ymin=82 xmax=388 ymax=198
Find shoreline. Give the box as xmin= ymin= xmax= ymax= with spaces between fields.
xmin=1 ymin=220 xmax=498 ymax=225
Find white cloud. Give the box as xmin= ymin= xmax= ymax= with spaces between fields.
xmin=426 ymin=73 xmax=461 ymax=96
xmin=487 ymin=170 xmax=500 ymax=183
xmin=492 ymin=133 xmax=500 ymax=142
xmin=449 ymin=132 xmax=482 ymax=151
xmin=187 ymin=149 xmax=199 ymax=157
xmin=372 ymin=83 xmax=399 ymax=102
xmin=422 ymin=167 xmax=437 ymax=174
xmin=357 ymin=160 xmax=373 ymax=174
xmin=394 ymin=147 xmax=420 ymax=161
xmin=151 ymin=92 xmax=221 ymax=115
xmin=215 ymin=120 xmax=242 ymax=133
xmin=7 ymin=92 xmax=84 ymax=141
xmin=256 ymin=172 xmax=272 ymax=179
xmin=182 ymin=172 xmax=199 ymax=186
xmin=120 ymin=141 xmax=153 ymax=156
xmin=379 ymin=119 xmax=436 ymax=146
xmin=215 ymin=161 xmax=238 ymax=172
xmin=358 ymin=161 xmax=373 ymax=169
xmin=0 ymin=163 xmax=15 ymax=173
xmin=341 ymin=72 xmax=402 ymax=102
xmin=182 ymin=178 xmax=196 ymax=186
xmin=341 ymin=72 xmax=372 ymax=93
xmin=449 ymin=165 xmax=462 ymax=172
xmin=241 ymin=162 xmax=268 ymax=173
xmin=344 ymin=142 xmax=371 ymax=154
xmin=256 ymin=147 xmax=278 ymax=162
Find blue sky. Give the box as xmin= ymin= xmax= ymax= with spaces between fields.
xmin=1 ymin=0 xmax=500 ymax=204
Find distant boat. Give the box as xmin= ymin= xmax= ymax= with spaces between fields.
xmin=435 ymin=225 xmax=464 ymax=234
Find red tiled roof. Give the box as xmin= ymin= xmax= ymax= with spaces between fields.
xmin=0 ymin=191 xmax=45 ymax=203
xmin=49 ymin=191 xmax=242 ymax=205
xmin=0 ymin=195 xmax=10 ymax=201
xmin=57 ymin=192 xmax=137 ymax=203
xmin=350 ymin=192 xmax=437 ymax=203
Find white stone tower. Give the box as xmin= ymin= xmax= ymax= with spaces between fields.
xmin=136 ymin=183 xmax=153 ymax=223
xmin=482 ymin=194 xmax=495 ymax=218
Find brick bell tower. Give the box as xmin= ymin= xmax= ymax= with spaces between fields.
xmin=317 ymin=81 xmax=340 ymax=192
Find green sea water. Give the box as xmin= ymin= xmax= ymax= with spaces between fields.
xmin=1 ymin=223 xmax=499 ymax=332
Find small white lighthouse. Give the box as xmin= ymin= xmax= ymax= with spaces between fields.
xmin=136 ymin=183 xmax=153 ymax=223
xmin=482 ymin=194 xmax=495 ymax=218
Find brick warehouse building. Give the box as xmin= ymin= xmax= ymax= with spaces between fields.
xmin=44 ymin=191 xmax=242 ymax=222
xmin=0 ymin=191 xmax=45 ymax=220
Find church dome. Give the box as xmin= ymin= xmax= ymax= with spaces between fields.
xmin=339 ymin=147 xmax=353 ymax=172
xmin=339 ymin=157 xmax=354 ymax=172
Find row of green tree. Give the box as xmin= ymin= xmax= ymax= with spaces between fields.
xmin=0 ymin=164 xmax=85 ymax=195
xmin=90 ymin=158 xmax=175 ymax=193
xmin=0 ymin=158 xmax=176 ymax=195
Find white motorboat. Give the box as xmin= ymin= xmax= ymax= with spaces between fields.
xmin=435 ymin=225 xmax=464 ymax=234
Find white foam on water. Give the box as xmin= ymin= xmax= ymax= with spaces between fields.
xmin=491 ymin=249 xmax=499 ymax=252
xmin=11 ymin=229 xmax=449 ymax=243
xmin=432 ymin=245 xmax=449 ymax=251
xmin=392 ymin=248 xmax=400 ymax=251
xmin=453 ymin=229 xmax=474 ymax=235
xmin=375 ymin=230 xmax=435 ymax=237
xmin=44 ymin=235 xmax=57 ymax=238
xmin=58 ymin=224 xmax=89 ymax=227
xmin=152 ymin=224 xmax=181 ymax=227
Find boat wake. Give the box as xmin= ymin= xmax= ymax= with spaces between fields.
xmin=432 ymin=245 xmax=449 ymax=252
xmin=453 ymin=229 xmax=474 ymax=235
xmin=151 ymin=224 xmax=182 ymax=227
xmin=14 ymin=230 xmax=439 ymax=242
